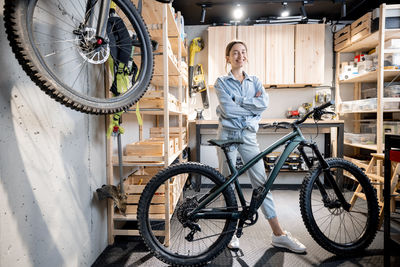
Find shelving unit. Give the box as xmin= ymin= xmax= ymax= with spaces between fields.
xmin=335 ymin=4 xmax=400 ymax=161
xmin=106 ymin=2 xmax=189 ymax=244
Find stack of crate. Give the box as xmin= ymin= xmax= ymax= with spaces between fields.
xmin=125 ymin=137 xmax=175 ymax=158
xmin=334 ymin=25 xmax=351 ymax=52
xmin=123 ymin=167 xmax=188 ymax=216
xmin=150 ymin=127 xmax=187 ymax=149
xmin=133 ymin=90 xmax=180 ymax=111
xmin=334 ymin=12 xmax=372 ymax=52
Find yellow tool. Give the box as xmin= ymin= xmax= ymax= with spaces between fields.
xmin=189 ymin=37 xmax=209 ymax=109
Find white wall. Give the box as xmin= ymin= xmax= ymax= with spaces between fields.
xmin=0 ymin=2 xmax=108 ymax=266
xmin=186 ymin=24 xmax=334 ymax=184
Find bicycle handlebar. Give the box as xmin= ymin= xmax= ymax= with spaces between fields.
xmin=295 ymin=100 xmax=335 ymax=125
xmin=262 ymin=100 xmax=335 ymax=130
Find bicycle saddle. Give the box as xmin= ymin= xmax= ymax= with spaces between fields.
xmin=207 ymin=139 xmax=244 ymax=148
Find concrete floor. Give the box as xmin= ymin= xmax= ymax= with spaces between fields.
xmin=93 ymin=189 xmax=399 ymax=267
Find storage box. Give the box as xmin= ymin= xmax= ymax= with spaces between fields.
xmin=361 ymin=88 xmax=377 ymax=99
xmin=371 ymin=16 xmax=400 ymax=33
xmin=124 ymin=172 xmax=188 ymax=215
xmin=358 ymin=120 xmax=400 ymax=136
xmin=134 ymin=90 xmax=180 ymax=110
xmin=125 ymin=138 xmax=175 ymax=156
xmin=340 ymin=101 xmax=354 ymax=113
xmin=344 ymin=133 xmax=376 ymax=145
xmin=357 ymin=60 xmax=373 ymax=74
xmin=351 ymin=12 xmax=372 ymax=43
xmin=334 ymin=25 xmax=351 ymax=52
xmin=361 ymin=85 xmax=400 ymax=99
xmin=385 ymin=39 xmax=400 ymax=49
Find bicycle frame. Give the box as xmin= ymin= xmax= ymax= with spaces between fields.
xmin=188 ymin=127 xmax=305 ymax=220
xmin=188 ymin=123 xmax=350 ymax=220
xmin=83 ymin=0 xmax=111 ymax=39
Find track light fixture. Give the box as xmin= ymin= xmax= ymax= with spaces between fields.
xmin=341 ymin=0 xmax=346 ymax=18
xmin=233 ymin=4 xmax=244 ymax=20
xmin=197 ymin=2 xmax=212 ymax=23
xmin=200 ymin=5 xmax=207 ymax=23
xmin=281 ymin=2 xmax=289 ymax=17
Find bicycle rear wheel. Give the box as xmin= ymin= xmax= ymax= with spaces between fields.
xmin=4 ymin=0 xmax=153 ymax=114
xmin=138 ymin=162 xmax=238 ymax=266
xmin=300 ymin=158 xmax=379 ymax=255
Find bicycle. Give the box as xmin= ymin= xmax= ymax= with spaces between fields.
xmin=3 ymin=0 xmax=172 ymax=114
xmin=137 ymin=100 xmax=380 ymax=266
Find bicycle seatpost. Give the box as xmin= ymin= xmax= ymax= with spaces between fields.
xmin=222 ymin=147 xmax=237 ymax=175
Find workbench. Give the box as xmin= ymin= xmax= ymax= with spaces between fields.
xmin=191 ymin=119 xmax=344 ymax=166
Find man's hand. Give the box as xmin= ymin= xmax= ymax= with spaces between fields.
xmin=255 ymin=91 xmax=262 ymax=97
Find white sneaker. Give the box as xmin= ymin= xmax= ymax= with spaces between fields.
xmin=228 ymin=235 xmax=240 ymax=249
xmin=271 ymin=231 xmax=306 ymax=253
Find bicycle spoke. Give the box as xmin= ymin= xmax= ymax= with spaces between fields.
xmin=36 ymin=5 xmax=77 ymax=29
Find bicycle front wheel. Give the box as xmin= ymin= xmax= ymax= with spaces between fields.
xmin=4 ymin=0 xmax=153 ymax=114
xmin=138 ymin=162 xmax=238 ymax=266
xmin=300 ymin=158 xmax=379 ymax=255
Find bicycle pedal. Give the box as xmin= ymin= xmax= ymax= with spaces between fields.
xmin=249 ymin=187 xmax=265 ymax=213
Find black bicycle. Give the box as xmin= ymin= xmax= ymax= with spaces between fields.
xmin=137 ymin=100 xmax=379 ymax=266
xmin=4 ymin=0 xmax=172 ymax=114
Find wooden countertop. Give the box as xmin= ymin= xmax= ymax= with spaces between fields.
xmin=190 ymin=119 xmax=344 ymax=125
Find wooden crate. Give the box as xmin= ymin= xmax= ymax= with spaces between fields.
xmin=149 ymin=127 xmax=187 ymax=144
xmin=124 ymin=173 xmax=188 ymax=215
xmin=351 ymin=12 xmax=372 ymax=43
xmin=334 ymin=25 xmax=351 ymax=52
xmin=125 ymin=138 xmax=174 ymax=156
xmin=148 ymin=137 xmax=175 ymax=153
xmin=134 ymin=90 xmax=179 ymax=110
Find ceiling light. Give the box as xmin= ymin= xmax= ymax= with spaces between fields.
xmin=281 ymin=2 xmax=289 ymax=17
xmin=200 ymin=5 xmax=206 ymax=23
xmin=341 ymin=0 xmax=347 ymax=18
xmin=233 ymin=4 xmax=243 ymax=20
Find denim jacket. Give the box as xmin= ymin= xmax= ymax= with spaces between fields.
xmin=214 ymin=71 xmax=269 ymax=132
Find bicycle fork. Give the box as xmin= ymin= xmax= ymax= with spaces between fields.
xmin=82 ymin=0 xmax=111 ymax=41
xmin=298 ymin=142 xmax=351 ymax=211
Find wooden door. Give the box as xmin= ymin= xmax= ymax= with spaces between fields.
xmin=265 ymin=25 xmax=295 ymax=86
xmin=237 ymin=25 xmax=266 ymax=84
xmin=207 ymin=26 xmax=236 ymax=86
xmin=295 ymin=24 xmax=325 ymax=85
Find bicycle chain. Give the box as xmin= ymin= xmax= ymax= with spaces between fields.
xmin=183 ymin=204 xmax=253 ymax=242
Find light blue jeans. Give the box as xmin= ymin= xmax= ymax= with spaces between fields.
xmin=217 ymin=126 xmax=277 ymax=220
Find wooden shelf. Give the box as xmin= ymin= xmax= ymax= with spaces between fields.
xmin=343 ymin=156 xmax=369 ymax=170
xmin=113 ymin=212 xmax=171 ymax=221
xmin=128 ymin=90 xmax=188 ymax=115
xmin=338 ymin=29 xmax=400 ymax=53
xmin=112 ymin=144 xmax=188 ymax=166
xmin=339 ymin=70 xmax=400 ymax=83
xmin=134 ymin=0 xmax=179 ymax=38
xmin=151 ymin=74 xmax=188 ymax=87
xmin=137 ymin=0 xmax=186 ymax=57
xmin=344 ymin=142 xmax=377 ymax=151
xmin=340 ymin=109 xmax=400 ymax=114
xmin=264 ymin=83 xmax=322 ymax=88
xmin=108 ymin=3 xmax=187 ymax=243
xmin=154 ymin=53 xmax=180 ymax=76
xmin=339 ymin=98 xmax=400 ymax=114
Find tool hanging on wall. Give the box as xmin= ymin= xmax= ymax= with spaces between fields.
xmin=189 ymin=37 xmax=209 ymax=109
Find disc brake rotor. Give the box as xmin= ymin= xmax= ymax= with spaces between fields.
xmin=76 ymin=28 xmax=110 ymax=64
